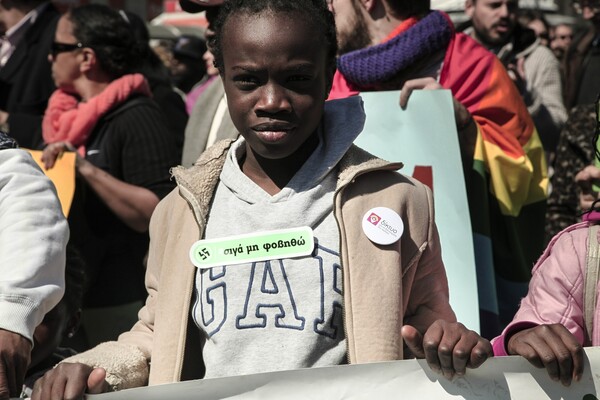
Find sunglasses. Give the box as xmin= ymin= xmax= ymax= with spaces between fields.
xmin=49 ymin=41 xmax=84 ymax=58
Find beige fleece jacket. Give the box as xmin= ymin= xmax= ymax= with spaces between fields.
xmin=64 ymin=139 xmax=456 ymax=390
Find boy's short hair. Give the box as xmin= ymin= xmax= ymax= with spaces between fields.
xmin=210 ymin=0 xmax=338 ymax=86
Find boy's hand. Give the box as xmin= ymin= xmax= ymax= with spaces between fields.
xmin=31 ymin=363 xmax=109 ymax=400
xmin=507 ymin=324 xmax=583 ymax=386
xmin=402 ymin=320 xmax=492 ymax=380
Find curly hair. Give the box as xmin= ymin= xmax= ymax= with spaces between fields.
xmin=68 ymin=5 xmax=143 ymax=79
xmin=210 ymin=0 xmax=337 ymax=86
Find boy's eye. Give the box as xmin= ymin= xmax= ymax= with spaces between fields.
xmin=233 ymin=75 xmax=260 ymax=89
xmin=286 ymin=75 xmax=315 ymax=91
xmin=288 ymin=75 xmax=312 ymax=82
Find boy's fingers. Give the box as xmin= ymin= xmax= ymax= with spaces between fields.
xmin=401 ymin=325 xmax=426 ymax=359
xmin=468 ymin=339 xmax=493 ymax=369
xmin=87 ymin=367 xmax=109 ymax=394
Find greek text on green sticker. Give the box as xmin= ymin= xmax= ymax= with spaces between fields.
xmin=189 ymin=226 xmax=314 ymax=269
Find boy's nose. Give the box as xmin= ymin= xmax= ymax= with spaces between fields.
xmin=256 ymin=83 xmax=292 ymax=114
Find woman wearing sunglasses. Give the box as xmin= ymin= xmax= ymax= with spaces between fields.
xmin=41 ymin=4 xmax=180 ymax=349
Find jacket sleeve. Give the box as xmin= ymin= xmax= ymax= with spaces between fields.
xmin=61 ymin=192 xmax=178 ymax=390
xmin=491 ymin=225 xmax=587 ymax=356
xmin=403 ymin=183 xmax=457 ymax=333
xmin=0 ymin=148 xmax=68 ymax=342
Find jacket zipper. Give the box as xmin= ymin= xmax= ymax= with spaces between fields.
xmin=173 ymin=184 xmax=207 ymax=381
xmin=332 ymin=187 xmax=351 ymax=365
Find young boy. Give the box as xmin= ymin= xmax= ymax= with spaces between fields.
xmin=32 ymin=1 xmax=490 ymax=398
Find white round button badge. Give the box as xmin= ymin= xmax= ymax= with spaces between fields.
xmin=362 ymin=207 xmax=404 ymax=245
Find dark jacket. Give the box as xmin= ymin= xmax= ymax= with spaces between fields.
xmin=0 ymin=2 xmax=59 ymax=148
xmin=67 ymin=95 xmax=179 ymax=308
xmin=563 ymin=27 xmax=599 ymax=110
xmin=545 ymin=103 xmax=596 ymax=242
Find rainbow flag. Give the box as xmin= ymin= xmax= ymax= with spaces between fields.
xmin=329 ymin=27 xmax=548 ymax=338
xmin=440 ymin=32 xmax=547 ymax=337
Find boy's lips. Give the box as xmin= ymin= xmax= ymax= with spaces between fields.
xmin=254 ymin=130 xmax=289 ymax=142
xmin=252 ymin=123 xmax=296 ymax=143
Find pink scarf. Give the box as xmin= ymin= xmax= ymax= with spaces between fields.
xmin=42 ymin=73 xmax=151 ymax=154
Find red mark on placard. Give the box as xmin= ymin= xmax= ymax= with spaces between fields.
xmin=412 ymin=166 xmax=433 ymax=193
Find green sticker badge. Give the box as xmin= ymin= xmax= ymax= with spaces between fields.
xmin=189 ymin=226 xmax=314 ymax=269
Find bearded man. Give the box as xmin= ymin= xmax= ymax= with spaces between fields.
xmin=328 ymin=0 xmax=547 ymax=339
xmin=462 ymin=0 xmax=567 ymax=156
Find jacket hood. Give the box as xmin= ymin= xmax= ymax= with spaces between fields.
xmin=171 ymin=97 xmax=403 ymax=228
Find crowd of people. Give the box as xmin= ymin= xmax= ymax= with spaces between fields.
xmin=0 ymin=0 xmax=599 ymax=398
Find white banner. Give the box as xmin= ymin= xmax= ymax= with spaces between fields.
xmin=89 ymin=348 xmax=600 ymax=399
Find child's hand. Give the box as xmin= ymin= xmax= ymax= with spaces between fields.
xmin=31 ymin=363 xmax=109 ymax=400
xmin=401 ymin=320 xmax=492 ymax=380
xmin=507 ymin=323 xmax=584 ymax=386
xmin=576 ymin=165 xmax=600 ymax=211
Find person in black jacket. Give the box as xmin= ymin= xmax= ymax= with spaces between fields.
xmin=40 ymin=4 xmax=180 ymax=348
xmin=0 ymin=0 xmax=58 ymax=149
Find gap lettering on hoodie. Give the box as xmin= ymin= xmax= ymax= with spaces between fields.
xmin=197 ymin=245 xmax=343 ymax=339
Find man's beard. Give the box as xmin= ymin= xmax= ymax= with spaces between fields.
xmin=337 ymin=4 xmax=372 ymax=55
xmin=473 ymin=19 xmax=514 ymax=49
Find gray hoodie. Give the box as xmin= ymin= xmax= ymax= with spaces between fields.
xmin=193 ymin=96 xmax=366 ymax=378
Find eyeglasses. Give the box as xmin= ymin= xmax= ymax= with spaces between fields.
xmin=49 ymin=41 xmax=84 ymax=58
xmin=572 ymin=0 xmax=600 ymax=14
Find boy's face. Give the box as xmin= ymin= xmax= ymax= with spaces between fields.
xmin=220 ymin=11 xmax=328 ymax=160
